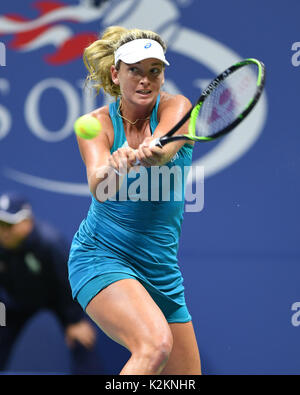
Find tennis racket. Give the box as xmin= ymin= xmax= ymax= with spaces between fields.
xmin=138 ymin=57 xmax=265 ymax=154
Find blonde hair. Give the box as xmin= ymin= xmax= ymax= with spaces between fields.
xmin=83 ymin=26 xmax=167 ymax=98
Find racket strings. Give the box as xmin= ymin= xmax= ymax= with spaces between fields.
xmin=196 ymin=64 xmax=258 ymax=137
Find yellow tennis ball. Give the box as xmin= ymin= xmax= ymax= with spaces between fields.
xmin=74 ymin=115 xmax=102 ymax=140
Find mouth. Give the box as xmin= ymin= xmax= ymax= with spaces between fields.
xmin=136 ymin=90 xmax=152 ymax=96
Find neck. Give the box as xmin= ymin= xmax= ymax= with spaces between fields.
xmin=118 ymin=97 xmax=155 ymax=126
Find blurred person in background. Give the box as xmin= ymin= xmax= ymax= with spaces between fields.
xmin=0 ymin=191 xmax=97 ymax=374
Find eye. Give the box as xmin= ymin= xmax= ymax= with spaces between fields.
xmin=150 ymin=67 xmax=162 ymax=75
xmin=129 ymin=66 xmax=139 ymax=74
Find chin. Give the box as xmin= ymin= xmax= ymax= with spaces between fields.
xmin=135 ymin=92 xmax=157 ymax=104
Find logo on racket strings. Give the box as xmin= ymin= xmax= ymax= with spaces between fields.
xmin=202 ymin=70 xmax=230 ymax=97
xmin=202 ymin=78 xmax=222 ymax=96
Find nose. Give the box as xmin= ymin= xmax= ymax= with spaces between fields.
xmin=140 ymin=73 xmax=150 ymax=86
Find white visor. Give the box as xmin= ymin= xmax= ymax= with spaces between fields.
xmin=114 ymin=39 xmax=170 ymax=66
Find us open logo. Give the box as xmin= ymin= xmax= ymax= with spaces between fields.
xmin=0 ymin=0 xmax=267 ymax=196
xmin=144 ymin=42 xmax=152 ymax=49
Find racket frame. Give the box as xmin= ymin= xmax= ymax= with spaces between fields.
xmin=157 ymin=58 xmax=266 ymax=146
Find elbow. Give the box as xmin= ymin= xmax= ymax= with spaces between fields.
xmin=88 ymin=166 xmax=119 ymax=203
xmin=90 ymin=182 xmax=108 ymax=203
xmin=91 ymin=179 xmax=118 ymax=203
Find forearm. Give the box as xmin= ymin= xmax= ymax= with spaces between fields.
xmin=157 ymin=144 xmax=180 ymax=165
xmin=88 ymin=165 xmax=125 ymax=202
xmin=155 ymin=135 xmax=190 ymax=165
xmin=136 ymin=138 xmax=186 ymax=167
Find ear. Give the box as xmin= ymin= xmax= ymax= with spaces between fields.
xmin=111 ymin=65 xmax=119 ymax=85
xmin=161 ymin=68 xmax=165 ymax=86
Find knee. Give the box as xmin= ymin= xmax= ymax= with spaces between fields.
xmin=151 ymin=334 xmax=173 ymax=369
xmin=137 ymin=331 xmax=173 ymax=373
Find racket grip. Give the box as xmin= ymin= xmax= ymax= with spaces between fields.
xmin=133 ymin=138 xmax=162 ymax=166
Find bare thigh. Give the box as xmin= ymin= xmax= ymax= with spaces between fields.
xmin=85 ymin=278 xmax=172 ymax=353
xmin=160 ymin=321 xmax=201 ymax=375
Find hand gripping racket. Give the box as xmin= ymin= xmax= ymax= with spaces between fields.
xmin=134 ymin=58 xmax=265 ymax=163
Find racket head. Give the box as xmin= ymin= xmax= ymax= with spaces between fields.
xmin=188 ymin=58 xmax=266 ymax=141
xmin=160 ymin=58 xmax=265 ymax=146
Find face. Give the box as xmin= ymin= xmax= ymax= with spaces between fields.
xmin=0 ymin=218 xmax=33 ymax=249
xmin=111 ymin=58 xmax=165 ymax=107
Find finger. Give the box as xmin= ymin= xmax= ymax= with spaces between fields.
xmin=108 ymin=154 xmax=119 ymax=171
xmin=135 ymin=149 xmax=150 ymax=167
xmin=135 ymin=149 xmax=149 ymax=167
xmin=127 ymin=150 xmax=138 ymax=165
xmin=111 ymin=150 xmax=127 ymax=173
xmin=149 ymin=145 xmax=164 ymax=155
xmin=140 ymin=136 xmax=153 ymax=148
xmin=140 ymin=146 xmax=157 ymax=165
xmin=118 ymin=155 xmax=129 ymax=173
xmin=117 ymin=148 xmax=137 ymax=171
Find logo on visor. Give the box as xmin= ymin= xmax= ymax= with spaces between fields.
xmin=144 ymin=43 xmax=152 ymax=49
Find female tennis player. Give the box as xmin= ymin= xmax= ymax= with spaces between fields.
xmin=68 ymin=26 xmax=201 ymax=375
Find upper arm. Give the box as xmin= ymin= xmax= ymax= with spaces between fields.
xmin=76 ymin=107 xmax=113 ymax=184
xmin=154 ymin=93 xmax=194 ymax=156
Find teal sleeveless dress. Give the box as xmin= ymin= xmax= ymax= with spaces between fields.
xmin=68 ymin=95 xmax=194 ymax=323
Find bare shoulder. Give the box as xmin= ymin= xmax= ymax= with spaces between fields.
xmin=89 ymin=105 xmax=114 ymax=147
xmin=75 ymin=105 xmax=114 ymax=168
xmin=158 ymin=91 xmax=192 ymax=115
xmin=156 ymin=91 xmax=194 ymax=146
xmin=90 ymin=105 xmax=112 ymax=127
xmin=90 ymin=105 xmax=110 ymax=119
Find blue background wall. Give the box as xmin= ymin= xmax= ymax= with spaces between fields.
xmin=0 ymin=0 xmax=299 ymax=374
